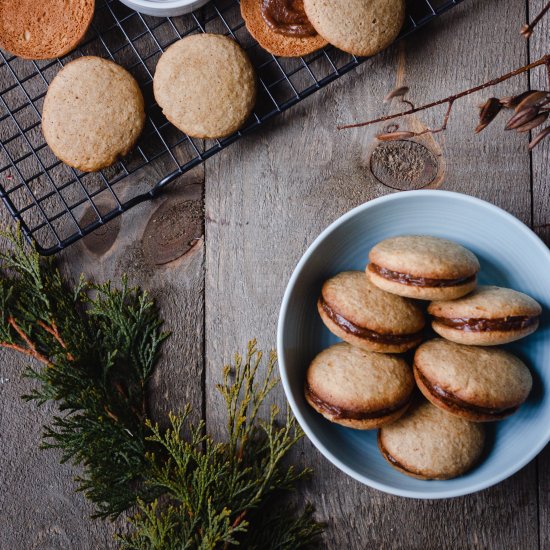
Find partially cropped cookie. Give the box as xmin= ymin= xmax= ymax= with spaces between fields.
xmin=303 ymin=0 xmax=405 ymax=57
xmin=366 ymin=235 xmax=480 ymax=300
xmin=414 ymin=339 xmax=532 ymax=422
xmin=429 ymin=285 xmax=542 ymax=346
xmin=305 ymin=342 xmax=414 ymax=429
xmin=318 ymin=271 xmax=425 ymax=353
xmin=42 ymin=57 xmax=145 ymax=172
xmin=378 ymin=400 xmax=485 ymax=480
xmin=154 ymin=34 xmax=256 ymax=139
xmin=241 ymin=0 xmax=327 ymax=57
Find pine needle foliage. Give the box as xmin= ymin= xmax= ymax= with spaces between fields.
xmin=0 ymin=230 xmax=324 ymax=549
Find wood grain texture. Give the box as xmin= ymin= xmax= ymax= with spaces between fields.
xmin=528 ymin=2 xmax=550 ymax=549
xmin=205 ymin=0 xmax=542 ymax=548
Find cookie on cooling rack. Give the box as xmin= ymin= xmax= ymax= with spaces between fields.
xmin=154 ymin=34 xmax=256 ymax=139
xmin=303 ymin=0 xmax=405 ymax=57
xmin=0 ymin=0 xmax=95 ymax=60
xmin=42 ymin=56 xmax=145 ymax=172
xmin=241 ymin=0 xmax=328 ymax=57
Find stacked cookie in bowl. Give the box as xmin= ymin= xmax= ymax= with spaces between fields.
xmin=305 ymin=236 xmax=541 ymax=480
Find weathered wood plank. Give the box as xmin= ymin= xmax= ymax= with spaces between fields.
xmin=205 ymin=0 xmax=540 ymax=548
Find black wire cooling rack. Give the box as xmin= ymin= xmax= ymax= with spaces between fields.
xmin=0 ymin=0 xmax=462 ymax=255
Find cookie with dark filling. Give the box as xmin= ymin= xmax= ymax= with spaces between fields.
xmin=366 ymin=235 xmax=479 ymax=300
xmin=429 ymin=285 xmax=542 ymax=345
xmin=318 ymin=271 xmax=425 ymax=353
xmin=413 ymin=339 xmax=532 ymax=422
xmin=305 ymin=342 xmax=414 ymax=429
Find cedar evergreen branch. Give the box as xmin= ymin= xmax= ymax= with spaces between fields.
xmin=0 ymin=230 xmax=323 ymax=549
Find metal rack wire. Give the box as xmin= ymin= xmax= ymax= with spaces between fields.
xmin=0 ymin=0 xmax=462 ymax=254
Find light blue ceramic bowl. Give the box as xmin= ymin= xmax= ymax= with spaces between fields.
xmin=277 ymin=190 xmax=550 ymax=499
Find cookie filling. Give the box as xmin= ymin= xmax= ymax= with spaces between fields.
xmin=415 ymin=368 xmax=519 ymax=419
xmin=368 ymin=263 xmax=476 ymax=288
xmin=305 ymin=384 xmax=410 ymax=421
xmin=261 ymin=0 xmax=317 ymax=37
xmin=433 ymin=315 xmax=539 ymax=333
xmin=319 ymin=297 xmax=423 ymax=345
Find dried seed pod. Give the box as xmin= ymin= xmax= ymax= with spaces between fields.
xmin=376 ymin=131 xmax=416 ymax=141
xmin=529 ymin=126 xmax=550 ymax=149
xmin=505 ymin=106 xmax=540 ymax=130
xmin=384 ymin=86 xmax=410 ymax=103
xmin=500 ymin=91 xmax=535 ymax=109
xmin=515 ymin=111 xmax=549 ymax=133
xmin=475 ymin=97 xmax=502 ymax=133
xmin=515 ymin=90 xmax=549 ymax=112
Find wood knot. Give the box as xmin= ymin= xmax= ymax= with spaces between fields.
xmin=80 ymin=202 xmax=120 ymax=256
xmin=369 ymin=140 xmax=440 ymax=190
xmin=142 ymin=198 xmax=203 ymax=266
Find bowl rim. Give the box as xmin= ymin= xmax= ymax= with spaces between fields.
xmin=277 ymin=189 xmax=550 ymax=499
xmin=120 ymin=0 xmax=208 ymax=9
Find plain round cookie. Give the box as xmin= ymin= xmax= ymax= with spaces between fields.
xmin=303 ymin=0 xmax=405 ymax=57
xmin=154 ymin=34 xmax=256 ymax=139
xmin=429 ymin=285 xmax=542 ymax=346
xmin=241 ymin=0 xmax=327 ymax=57
xmin=0 ymin=0 xmax=94 ymax=60
xmin=367 ymin=235 xmax=479 ymax=300
xmin=414 ymin=339 xmax=532 ymax=422
xmin=378 ymin=400 xmax=485 ymax=480
xmin=305 ymin=342 xmax=414 ymax=429
xmin=318 ymin=271 xmax=425 ymax=353
xmin=42 ymin=57 xmax=145 ymax=172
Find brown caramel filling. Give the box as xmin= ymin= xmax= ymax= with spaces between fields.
xmin=306 ymin=384 xmax=411 ymax=421
xmin=319 ymin=297 xmax=423 ymax=345
xmin=434 ymin=315 xmax=538 ymax=333
xmin=369 ymin=263 xmax=476 ymax=288
xmin=260 ymin=0 xmax=317 ymax=37
xmin=415 ymin=368 xmax=519 ymax=419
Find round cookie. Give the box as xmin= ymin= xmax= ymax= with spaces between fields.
xmin=0 ymin=0 xmax=94 ymax=60
xmin=378 ymin=400 xmax=485 ymax=480
xmin=305 ymin=342 xmax=414 ymax=429
xmin=429 ymin=285 xmax=542 ymax=346
xmin=366 ymin=235 xmax=480 ymax=300
xmin=42 ymin=57 xmax=145 ymax=172
xmin=414 ymin=339 xmax=532 ymax=422
xmin=303 ymin=0 xmax=405 ymax=57
xmin=318 ymin=271 xmax=425 ymax=353
xmin=241 ymin=0 xmax=327 ymax=57
xmin=153 ymin=34 xmax=256 ymax=139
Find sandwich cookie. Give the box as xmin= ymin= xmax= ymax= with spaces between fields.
xmin=429 ymin=285 xmax=542 ymax=346
xmin=154 ymin=34 xmax=256 ymax=139
xmin=318 ymin=271 xmax=425 ymax=353
xmin=42 ymin=57 xmax=145 ymax=172
xmin=378 ymin=400 xmax=485 ymax=480
xmin=303 ymin=0 xmax=405 ymax=57
xmin=366 ymin=235 xmax=480 ymax=300
xmin=241 ymin=0 xmax=328 ymax=57
xmin=414 ymin=339 xmax=532 ymax=422
xmin=305 ymin=342 xmax=414 ymax=429
xmin=0 ymin=0 xmax=94 ymax=60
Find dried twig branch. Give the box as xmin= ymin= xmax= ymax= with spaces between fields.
xmin=521 ymin=1 xmax=550 ymax=38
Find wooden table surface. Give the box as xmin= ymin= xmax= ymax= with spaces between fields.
xmin=1 ymin=0 xmax=549 ymax=548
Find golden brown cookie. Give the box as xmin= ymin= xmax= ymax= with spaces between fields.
xmin=366 ymin=235 xmax=480 ymax=301
xmin=414 ymin=339 xmax=532 ymax=422
xmin=0 ymin=0 xmax=95 ymax=60
xmin=305 ymin=342 xmax=414 ymax=429
xmin=153 ymin=34 xmax=256 ymax=139
xmin=241 ymin=0 xmax=328 ymax=57
xmin=303 ymin=0 xmax=405 ymax=57
xmin=42 ymin=56 xmax=145 ymax=172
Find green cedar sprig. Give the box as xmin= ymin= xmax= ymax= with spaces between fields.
xmin=0 ymin=229 xmax=324 ymax=548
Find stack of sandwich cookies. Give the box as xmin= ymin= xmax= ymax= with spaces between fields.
xmin=317 ymin=271 xmax=425 ymax=353
xmin=305 ymin=343 xmax=415 ymax=429
xmin=429 ymin=285 xmax=542 ymax=346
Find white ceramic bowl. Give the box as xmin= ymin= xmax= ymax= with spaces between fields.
xmin=277 ymin=190 xmax=550 ymax=499
xmin=117 ymin=0 xmax=210 ymax=17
